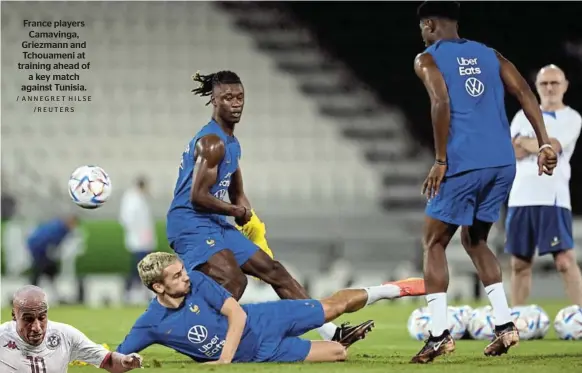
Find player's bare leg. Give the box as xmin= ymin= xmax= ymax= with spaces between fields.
xmin=242 ymin=250 xmax=375 ymax=347
xmin=510 ymin=255 xmax=533 ymax=305
xmin=304 ymin=341 xmax=348 ymax=362
xmin=554 ymin=250 xmax=582 ymax=305
xmin=411 ymin=216 xmax=457 ymax=364
xmin=197 ymin=249 xmax=249 ymax=300
xmin=318 ymin=279 xmax=426 ymax=346
xmin=461 ymin=220 xmax=518 ymax=356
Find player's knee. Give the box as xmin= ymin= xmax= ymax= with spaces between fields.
xmin=460 ymin=229 xmax=473 ymax=249
xmin=510 ymin=256 xmax=532 ymax=275
xmin=330 ymin=342 xmax=347 ymax=361
xmin=321 ymin=299 xmax=344 ymax=321
xmin=554 ymin=250 xmax=575 ymax=273
xmin=460 ymin=228 xmax=482 ymax=250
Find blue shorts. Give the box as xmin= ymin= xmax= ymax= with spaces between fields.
xmin=249 ymin=299 xmax=326 ymax=362
xmin=505 ymin=206 xmax=574 ymax=258
xmin=425 ymin=165 xmax=516 ymax=226
xmin=170 ymin=224 xmax=259 ymax=270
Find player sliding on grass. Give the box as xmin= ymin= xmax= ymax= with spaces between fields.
xmin=0 ymin=285 xmax=143 ymax=373
xmin=116 ymin=252 xmax=426 ymax=364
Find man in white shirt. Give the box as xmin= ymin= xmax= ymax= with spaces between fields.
xmin=119 ymin=176 xmax=157 ymax=303
xmin=0 ymin=285 xmax=142 ymax=373
xmin=506 ymin=65 xmax=582 ymax=306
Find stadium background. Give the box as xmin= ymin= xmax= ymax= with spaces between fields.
xmin=1 ymin=1 xmax=582 ymax=308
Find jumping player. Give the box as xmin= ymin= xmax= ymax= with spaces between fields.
xmin=166 ymin=70 xmax=372 ymax=346
xmin=412 ymin=1 xmax=558 ymax=363
xmin=116 ymin=252 xmax=426 ymax=364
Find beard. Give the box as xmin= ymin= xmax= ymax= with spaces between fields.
xmin=166 ymin=284 xmax=190 ymax=298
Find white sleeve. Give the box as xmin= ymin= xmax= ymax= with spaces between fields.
xmin=510 ymin=110 xmax=526 ymax=138
xmin=66 ymin=325 xmax=111 ymax=367
xmin=119 ymin=192 xmax=136 ymax=227
xmin=553 ymin=112 xmax=582 ymax=151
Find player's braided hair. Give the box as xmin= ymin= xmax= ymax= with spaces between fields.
xmin=191 ymin=70 xmax=242 ymax=106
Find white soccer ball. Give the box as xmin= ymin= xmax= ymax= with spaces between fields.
xmin=447 ymin=306 xmax=467 ymax=340
xmin=510 ymin=306 xmax=537 ymax=340
xmin=554 ymin=305 xmax=582 ymax=340
xmin=530 ymin=304 xmax=550 ymax=339
xmin=407 ymin=307 xmax=431 ymax=340
xmin=468 ymin=306 xmax=496 ymax=340
xmin=456 ymin=305 xmax=474 ymax=327
xmin=68 ymin=165 xmax=112 ymax=209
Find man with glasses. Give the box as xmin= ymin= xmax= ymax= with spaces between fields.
xmin=507 ymin=64 xmax=582 ymax=306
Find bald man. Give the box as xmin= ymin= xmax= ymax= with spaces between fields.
xmin=0 ymin=285 xmax=143 ymax=373
xmin=506 ymin=65 xmax=582 ymax=306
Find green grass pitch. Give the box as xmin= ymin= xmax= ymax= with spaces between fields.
xmin=2 ymin=300 xmax=581 ymax=372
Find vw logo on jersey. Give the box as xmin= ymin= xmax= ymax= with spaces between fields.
xmin=187 ymin=325 xmax=208 ymax=344
xmin=465 ymin=77 xmax=485 ymax=97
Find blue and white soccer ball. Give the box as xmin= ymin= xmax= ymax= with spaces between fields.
xmin=530 ymin=304 xmax=550 ymax=339
xmin=455 ymin=305 xmax=474 ymax=327
xmin=468 ymin=306 xmax=496 ymax=340
xmin=407 ymin=307 xmax=431 ymax=340
xmin=447 ymin=306 xmax=467 ymax=340
xmin=68 ymin=165 xmax=112 ymax=209
xmin=510 ymin=305 xmax=538 ymax=340
xmin=554 ymin=305 xmax=582 ymax=340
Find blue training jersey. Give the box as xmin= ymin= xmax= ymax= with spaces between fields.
xmin=116 ymin=271 xmax=265 ymax=363
xmin=27 ymin=219 xmax=70 ymax=257
xmin=166 ymin=119 xmax=241 ymax=244
xmin=425 ymin=39 xmax=515 ymax=176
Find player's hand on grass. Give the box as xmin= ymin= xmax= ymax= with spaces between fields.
xmin=538 ymin=145 xmax=558 ymax=176
xmin=121 ymin=353 xmax=143 ymax=369
xmin=204 ymin=359 xmax=231 ymax=365
xmin=422 ymin=163 xmax=447 ymax=200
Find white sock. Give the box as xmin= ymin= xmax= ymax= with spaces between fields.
xmin=426 ymin=292 xmax=448 ymax=337
xmin=363 ymin=284 xmax=400 ymax=305
xmin=317 ymin=323 xmax=338 ymax=340
xmin=484 ymin=282 xmax=512 ymax=325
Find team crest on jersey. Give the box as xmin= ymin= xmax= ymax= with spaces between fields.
xmin=189 ymin=304 xmax=200 ymax=314
xmin=3 ymin=341 xmax=19 ymax=350
xmin=46 ymin=333 xmax=61 ymax=349
xmin=206 ymin=239 xmax=215 ymax=247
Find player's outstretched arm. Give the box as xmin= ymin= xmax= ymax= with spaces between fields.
xmin=414 ymin=52 xmax=450 ymax=163
xmin=99 ymin=352 xmax=143 ymax=373
xmin=191 ymin=135 xmax=250 ymax=221
xmin=67 ymin=324 xmax=143 ymax=373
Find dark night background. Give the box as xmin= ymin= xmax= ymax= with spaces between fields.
xmin=281 ymin=1 xmax=582 ymax=214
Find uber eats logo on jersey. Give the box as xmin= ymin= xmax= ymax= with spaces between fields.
xmin=187 ymin=325 xmax=226 ymax=358
xmin=457 ymin=57 xmax=481 ymax=75
xmin=457 ymin=57 xmax=484 ymax=97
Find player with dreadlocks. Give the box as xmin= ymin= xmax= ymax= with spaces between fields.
xmin=166 ymin=70 xmax=381 ymax=347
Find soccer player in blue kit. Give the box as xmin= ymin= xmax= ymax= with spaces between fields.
xmin=116 ymin=252 xmax=426 ymax=364
xmin=166 ymin=70 xmax=372 ymax=346
xmin=411 ymin=2 xmax=558 ymax=363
